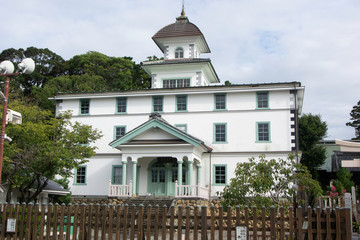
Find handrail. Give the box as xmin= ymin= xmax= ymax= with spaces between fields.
xmin=108 ymin=180 xmax=132 ymax=197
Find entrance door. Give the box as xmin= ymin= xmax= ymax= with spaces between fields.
xmin=148 ymin=159 xmax=187 ymax=196
xmin=149 ymin=163 xmax=166 ymax=196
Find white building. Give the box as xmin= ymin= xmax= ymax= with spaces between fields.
xmin=53 ymin=9 xmax=304 ymax=199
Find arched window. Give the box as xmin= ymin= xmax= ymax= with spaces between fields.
xmin=175 ymin=47 xmax=184 ymax=58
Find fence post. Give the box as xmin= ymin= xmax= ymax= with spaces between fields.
xmin=270 ymin=206 xmax=276 ymax=240
xmin=201 ymin=205 xmax=207 ymax=240
xmin=297 ymin=207 xmax=303 ymax=240
xmin=344 ymin=208 xmax=352 ymax=240
xmin=177 ymin=205 xmax=183 ymax=240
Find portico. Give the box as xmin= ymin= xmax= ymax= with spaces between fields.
xmin=108 ymin=113 xmax=211 ymax=197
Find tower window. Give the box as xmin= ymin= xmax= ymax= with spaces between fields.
xmin=163 ymin=79 xmax=190 ymax=88
xmin=175 ymin=47 xmax=184 ymax=58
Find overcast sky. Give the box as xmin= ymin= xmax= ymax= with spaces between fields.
xmin=1 ymin=0 xmax=359 ymax=140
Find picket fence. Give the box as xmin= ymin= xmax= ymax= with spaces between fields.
xmin=0 ymin=202 xmax=353 ymax=240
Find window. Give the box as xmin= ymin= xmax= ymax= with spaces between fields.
xmin=175 ymin=124 xmax=187 ymax=132
xmin=257 ymin=92 xmax=269 ymax=109
xmin=214 ymin=94 xmax=226 ymax=110
xmin=257 ymin=122 xmax=271 ymax=142
xmin=214 ymin=165 xmax=227 ymax=185
xmin=175 ymin=47 xmax=184 ymax=58
xmin=114 ymin=126 xmax=126 ymax=139
xmin=74 ymin=166 xmax=86 ymax=184
xmin=163 ymin=79 xmax=190 ymax=88
xmin=214 ymin=123 xmax=227 ymax=143
xmin=176 ymin=95 xmax=187 ymax=111
xmin=79 ymin=99 xmax=90 ymax=115
xmin=116 ymin=98 xmax=127 ymax=113
xmin=153 ymin=96 xmax=163 ymax=112
xmin=112 ymin=166 xmax=122 ymax=184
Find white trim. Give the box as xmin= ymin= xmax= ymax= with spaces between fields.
xmin=51 ymin=85 xmax=304 ymax=100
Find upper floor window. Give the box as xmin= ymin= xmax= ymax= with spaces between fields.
xmin=153 ymin=96 xmax=163 ymax=112
xmin=257 ymin=92 xmax=269 ymax=109
xmin=116 ymin=97 xmax=127 ymax=113
xmin=176 ymin=95 xmax=187 ymax=111
xmin=175 ymin=47 xmax=184 ymax=58
xmin=256 ymin=122 xmax=271 ymax=142
xmin=74 ymin=166 xmax=87 ymax=185
xmin=214 ymin=123 xmax=227 ymax=143
xmin=79 ymin=99 xmax=90 ymax=115
xmin=163 ymin=79 xmax=190 ymax=88
xmin=214 ymin=94 xmax=226 ymax=110
xmin=114 ymin=126 xmax=126 ymax=139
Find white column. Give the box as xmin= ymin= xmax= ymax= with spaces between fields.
xmin=132 ymin=159 xmax=137 ymax=195
xmin=188 ymin=160 xmax=194 ymax=186
xmin=122 ymin=160 xmax=127 ymax=185
xmin=177 ymin=160 xmax=183 ymax=186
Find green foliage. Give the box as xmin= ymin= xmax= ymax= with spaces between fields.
xmin=2 ymin=100 xmax=102 ymax=203
xmin=0 ymin=47 xmax=66 ymax=94
xmin=333 ymin=167 xmax=354 ymax=194
xmin=146 ymin=55 xmax=164 ymax=61
xmin=53 ymin=178 xmax=72 ymax=204
xmin=220 ymin=155 xmax=322 ymax=208
xmin=299 ymin=113 xmax=328 ymax=179
xmin=353 ymin=221 xmax=360 ymax=233
xmin=66 ymin=51 xmax=151 ymax=91
xmin=1 ymin=48 xmax=151 ymax=112
xmin=346 ymin=100 xmax=360 ymax=140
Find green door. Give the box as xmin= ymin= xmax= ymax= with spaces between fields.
xmin=149 ymin=167 xmax=166 ymax=196
xmin=148 ymin=160 xmax=187 ymax=196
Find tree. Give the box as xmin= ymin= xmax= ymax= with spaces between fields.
xmin=66 ymin=51 xmax=151 ymax=91
xmin=346 ymin=100 xmax=360 ymax=140
xmin=0 ymin=47 xmax=66 ymax=94
xmin=1 ymin=48 xmax=152 ymax=112
xmin=220 ymin=155 xmax=323 ymax=208
xmin=299 ymin=114 xmax=328 ymax=179
xmin=2 ymin=100 xmax=102 ymax=203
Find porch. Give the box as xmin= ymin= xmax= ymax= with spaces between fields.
xmin=108 ymin=112 xmax=212 ymax=199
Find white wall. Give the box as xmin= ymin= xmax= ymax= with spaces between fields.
xmin=59 ymin=89 xmax=294 ymax=154
xmin=57 ymin=86 xmax=298 ymax=197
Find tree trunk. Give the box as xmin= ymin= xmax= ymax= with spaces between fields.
xmin=6 ymin=184 xmax=13 ymax=203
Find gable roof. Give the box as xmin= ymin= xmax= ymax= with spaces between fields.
xmin=109 ymin=113 xmax=212 ymax=152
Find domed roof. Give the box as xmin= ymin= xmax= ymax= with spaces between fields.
xmin=152 ymin=13 xmax=210 ymax=53
xmin=152 ymin=19 xmax=204 ymax=39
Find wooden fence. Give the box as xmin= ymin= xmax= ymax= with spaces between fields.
xmin=0 ymin=202 xmax=353 ymax=240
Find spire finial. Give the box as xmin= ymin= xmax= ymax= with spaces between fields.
xmin=176 ymin=0 xmax=188 ymax=21
xmin=181 ymin=0 xmax=185 ymax=17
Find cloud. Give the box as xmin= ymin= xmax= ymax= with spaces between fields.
xmin=1 ymin=0 xmax=359 ymax=140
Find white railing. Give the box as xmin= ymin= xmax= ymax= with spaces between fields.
xmin=175 ymin=181 xmax=209 ymax=199
xmin=108 ymin=180 xmax=132 ymax=197
xmin=322 ymin=196 xmax=342 ymax=208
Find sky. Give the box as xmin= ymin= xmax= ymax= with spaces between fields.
xmin=1 ymin=0 xmax=359 ymax=140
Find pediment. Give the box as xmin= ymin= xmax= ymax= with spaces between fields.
xmin=109 ymin=115 xmax=211 ymax=152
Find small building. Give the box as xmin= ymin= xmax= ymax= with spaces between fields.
xmin=318 ymin=139 xmax=360 ymax=187
xmin=52 ymin=8 xmax=304 ymax=199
